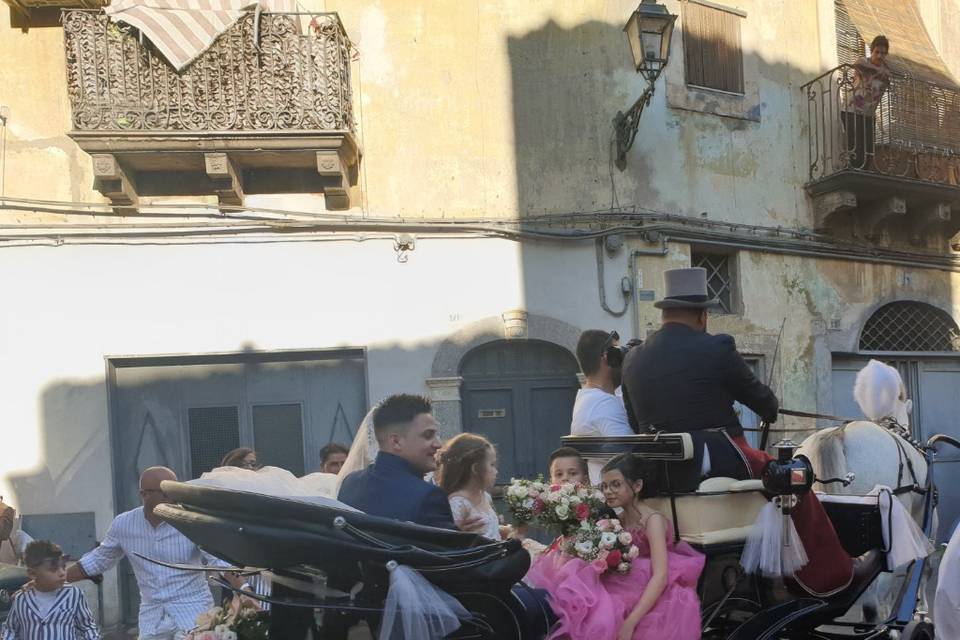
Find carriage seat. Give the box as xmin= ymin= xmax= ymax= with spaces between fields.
xmin=559 ymin=433 xmax=768 ymax=545
xmin=647 ymin=478 xmax=767 ymax=546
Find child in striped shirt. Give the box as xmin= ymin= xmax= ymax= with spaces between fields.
xmin=1 ymin=540 xmax=99 ymax=640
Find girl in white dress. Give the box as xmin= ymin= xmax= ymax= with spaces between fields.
xmin=436 ymin=433 xmax=506 ymax=541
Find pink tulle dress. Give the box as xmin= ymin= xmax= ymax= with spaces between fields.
xmin=525 ymin=516 xmax=705 ymax=640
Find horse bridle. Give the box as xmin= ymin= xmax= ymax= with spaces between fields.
xmin=779 ymin=408 xmax=926 ymax=497
xmin=878 ymin=417 xmax=926 ymax=497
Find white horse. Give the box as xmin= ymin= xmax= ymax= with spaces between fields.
xmin=797 ymin=359 xmax=929 ymax=524
xmin=796 ymin=359 xmax=934 ymax=620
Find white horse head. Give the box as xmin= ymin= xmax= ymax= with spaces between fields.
xmin=853 ymin=359 xmax=912 ymax=427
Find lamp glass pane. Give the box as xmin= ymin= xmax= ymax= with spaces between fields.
xmin=641 ymin=30 xmax=662 ymax=63
xmin=625 ymin=14 xmax=643 ymax=69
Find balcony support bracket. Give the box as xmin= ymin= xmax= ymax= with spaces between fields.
xmin=813 ymin=190 xmax=857 ymax=230
xmin=860 ymin=196 xmax=907 ymax=239
xmin=910 ymin=202 xmax=952 ymax=245
xmin=91 ymin=154 xmax=138 ymax=213
xmin=205 ymin=152 xmax=245 ymax=209
xmin=316 ymin=149 xmax=355 ymax=211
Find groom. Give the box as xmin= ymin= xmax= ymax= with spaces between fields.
xmin=338 ymin=394 xmax=555 ymax=634
xmin=338 ymin=393 xmax=458 ymax=528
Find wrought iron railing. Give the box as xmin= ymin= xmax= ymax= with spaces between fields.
xmin=62 ymin=10 xmax=355 ymax=133
xmin=802 ymin=64 xmax=960 ymax=185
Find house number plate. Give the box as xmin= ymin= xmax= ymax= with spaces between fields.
xmin=478 ymin=409 xmax=506 ymax=418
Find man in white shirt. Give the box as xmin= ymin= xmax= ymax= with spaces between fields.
xmin=570 ymin=329 xmax=633 ymax=484
xmin=67 ymin=467 xmax=248 ymax=640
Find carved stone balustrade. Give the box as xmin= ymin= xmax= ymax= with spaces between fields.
xmin=802 ymin=64 xmax=960 ymax=247
xmin=63 ymin=10 xmax=360 ymax=210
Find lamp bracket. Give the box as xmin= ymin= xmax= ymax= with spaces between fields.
xmin=613 ymin=80 xmax=656 ymax=171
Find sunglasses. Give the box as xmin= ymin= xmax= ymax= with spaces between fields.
xmin=603 ymin=331 xmax=628 ymax=369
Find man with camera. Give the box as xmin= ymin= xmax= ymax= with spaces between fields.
xmin=570 ymin=329 xmax=634 ymax=484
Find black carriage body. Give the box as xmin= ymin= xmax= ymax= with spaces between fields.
xmin=155 ymin=481 xmax=543 ymax=639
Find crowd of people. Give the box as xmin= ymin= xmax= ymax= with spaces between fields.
xmin=0 ymin=267 xmax=879 ymax=640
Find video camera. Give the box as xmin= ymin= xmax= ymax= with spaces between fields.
xmin=603 ymin=330 xmax=642 ymax=369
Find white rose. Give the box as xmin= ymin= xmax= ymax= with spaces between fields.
xmin=627 ymin=545 xmax=640 ymax=559
xmin=574 ymin=541 xmax=593 ymax=556
xmin=600 ymin=531 xmax=618 ymax=549
xmin=617 ymin=562 xmax=630 ymax=573
xmin=555 ymin=505 xmax=570 ymax=519
xmin=568 ymin=495 xmax=581 ymax=506
xmin=560 ymin=496 xmax=570 ymax=507
xmin=618 ymin=532 xmax=633 ymax=546
xmin=580 ymin=519 xmax=592 ymax=531
xmin=612 ymin=519 xmax=623 ymax=532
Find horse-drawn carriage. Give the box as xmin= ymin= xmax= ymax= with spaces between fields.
xmin=151 ymin=425 xmax=960 ymax=640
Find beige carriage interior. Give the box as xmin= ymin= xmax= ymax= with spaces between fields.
xmin=581 ymin=432 xmax=767 ymax=546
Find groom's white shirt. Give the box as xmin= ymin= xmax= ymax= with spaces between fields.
xmin=570 ymin=387 xmax=632 ymax=484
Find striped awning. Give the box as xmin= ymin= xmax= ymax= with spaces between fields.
xmin=105 ymin=0 xmax=300 ymax=72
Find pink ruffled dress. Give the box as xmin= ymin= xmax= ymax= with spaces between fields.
xmin=525 ymin=517 xmax=705 ymax=640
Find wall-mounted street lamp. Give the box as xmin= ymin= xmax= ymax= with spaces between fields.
xmin=614 ymin=0 xmax=677 ymax=170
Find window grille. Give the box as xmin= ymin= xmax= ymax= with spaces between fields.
xmin=692 ymin=251 xmax=735 ymax=314
xmin=682 ymin=1 xmax=745 ymax=94
xmin=188 ymin=406 xmax=240 ymax=478
xmin=859 ymin=301 xmax=960 ymax=351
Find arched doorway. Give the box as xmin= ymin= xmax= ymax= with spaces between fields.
xmin=459 ymin=340 xmax=580 ymax=482
xmin=832 ymin=300 xmax=960 ymax=540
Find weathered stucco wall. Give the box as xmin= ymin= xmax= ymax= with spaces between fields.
xmin=2 ymin=1 xmax=960 ymax=628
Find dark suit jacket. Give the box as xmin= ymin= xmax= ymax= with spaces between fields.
xmin=337 ymin=451 xmax=456 ymax=530
xmin=621 ymin=322 xmax=778 ymax=437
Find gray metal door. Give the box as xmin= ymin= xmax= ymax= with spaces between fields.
xmin=832 ymin=356 xmax=960 ymax=542
xmin=460 ymin=340 xmax=579 ymax=482
xmin=108 ymin=349 xmax=366 ymax=627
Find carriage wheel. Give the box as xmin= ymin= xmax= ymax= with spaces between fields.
xmin=452 ymin=592 xmax=524 ymax=640
xmin=901 ymin=621 xmax=935 ymax=640
xmin=701 ymin=598 xmax=761 ymax=639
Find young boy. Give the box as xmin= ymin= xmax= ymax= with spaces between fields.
xmin=548 ymin=447 xmax=590 ymax=486
xmin=1 ymin=540 xmax=100 ymax=640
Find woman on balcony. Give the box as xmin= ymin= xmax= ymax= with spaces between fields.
xmin=843 ymin=35 xmax=891 ymax=170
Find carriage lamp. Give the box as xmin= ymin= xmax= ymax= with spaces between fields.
xmin=614 ymin=0 xmax=677 ymax=170
xmin=761 ymin=439 xmax=815 ymax=497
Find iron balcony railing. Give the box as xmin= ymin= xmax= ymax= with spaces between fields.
xmin=802 ymin=64 xmax=960 ymax=185
xmin=62 ymin=9 xmax=355 ymax=133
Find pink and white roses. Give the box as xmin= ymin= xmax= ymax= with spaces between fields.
xmin=505 ymin=478 xmax=607 ymax=536
xmin=562 ymin=518 xmax=641 ymax=575
xmin=185 ymin=599 xmax=268 ymax=640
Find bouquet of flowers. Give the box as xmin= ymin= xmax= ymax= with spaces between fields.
xmin=185 ymin=602 xmax=269 ymax=640
xmin=562 ymin=517 xmax=641 ymax=575
xmin=535 ymin=482 xmax=607 ymax=536
xmin=504 ymin=476 xmax=549 ymax=526
xmin=504 ymin=478 xmax=607 ymax=536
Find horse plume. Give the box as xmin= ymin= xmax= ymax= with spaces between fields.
xmin=853 ymin=359 xmax=902 ymax=422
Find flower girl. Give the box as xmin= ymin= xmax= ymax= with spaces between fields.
xmin=525 ymin=453 xmax=705 ymax=640
xmin=436 ymin=433 xmax=507 ymax=541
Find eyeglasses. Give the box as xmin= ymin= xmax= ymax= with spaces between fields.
xmin=240 ymin=461 xmax=261 ymax=470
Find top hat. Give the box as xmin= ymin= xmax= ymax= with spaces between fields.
xmin=654 ymin=267 xmax=722 ymax=309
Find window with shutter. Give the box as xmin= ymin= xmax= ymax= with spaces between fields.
xmin=682 ymin=0 xmax=745 ymax=95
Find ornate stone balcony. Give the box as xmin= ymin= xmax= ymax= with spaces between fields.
xmin=802 ymin=64 xmax=960 ymax=246
xmin=63 ymin=10 xmax=360 ymax=210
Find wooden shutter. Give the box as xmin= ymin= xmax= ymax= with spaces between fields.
xmin=682 ymin=1 xmax=744 ymax=94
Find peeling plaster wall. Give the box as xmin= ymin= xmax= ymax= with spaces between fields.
xmin=3 ymin=1 xmax=960 ymax=628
